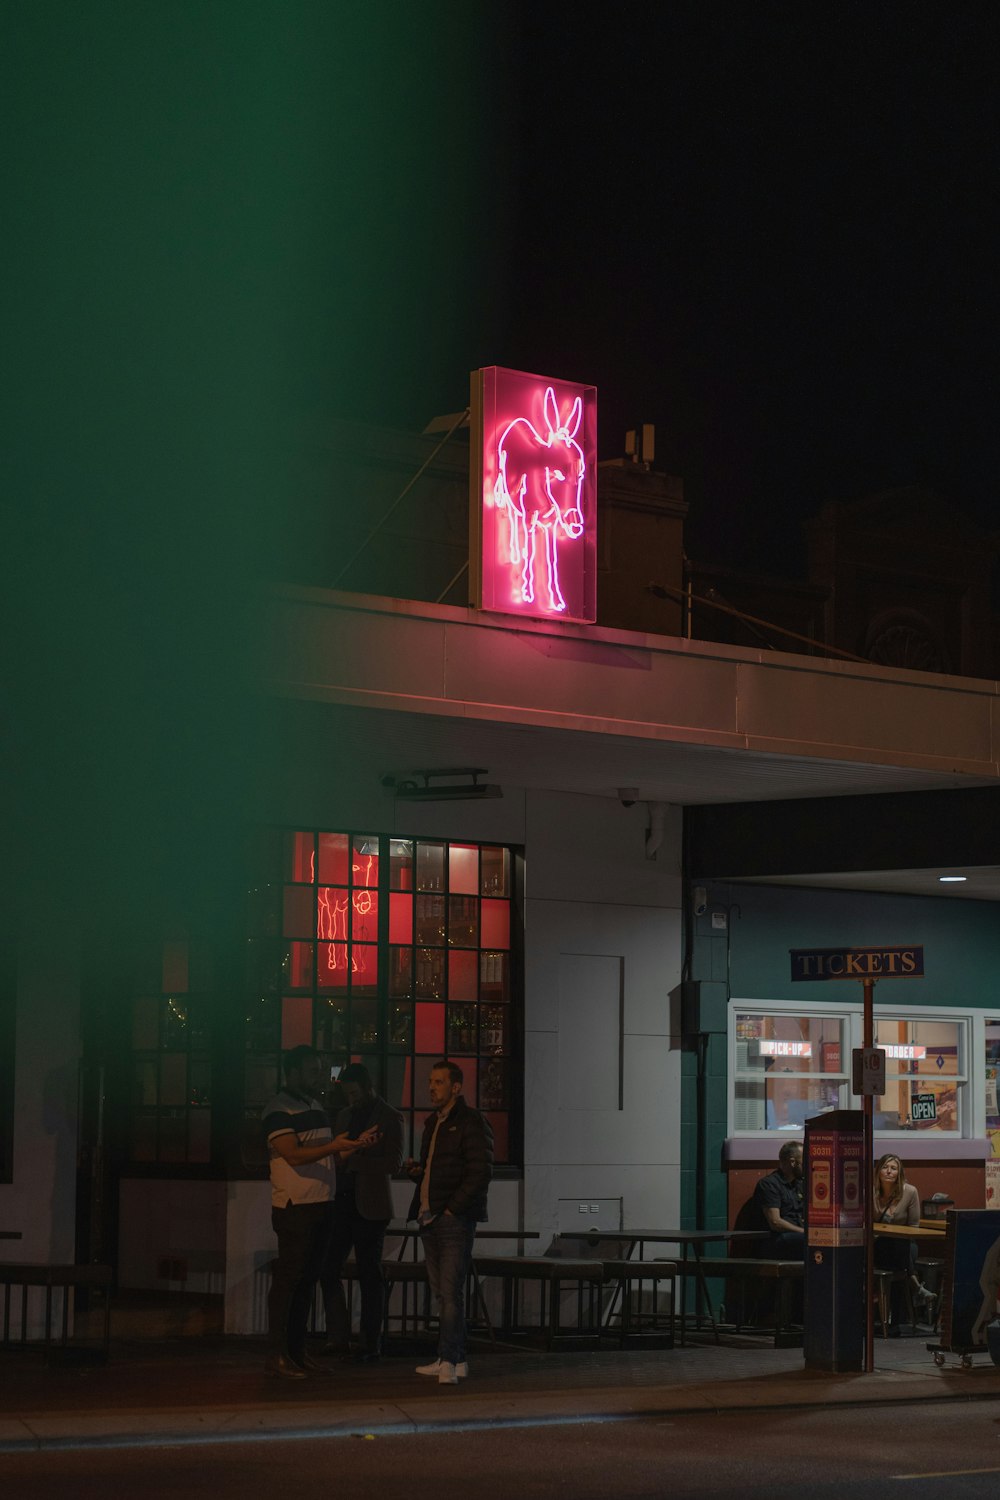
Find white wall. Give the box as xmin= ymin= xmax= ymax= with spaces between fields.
xmin=0 ymin=940 xmax=82 ymax=1337
xmin=224 ymin=765 xmax=683 ymax=1333
xmin=523 ymin=790 xmax=683 ymax=1237
xmin=118 ymin=1180 xmax=227 ymax=1293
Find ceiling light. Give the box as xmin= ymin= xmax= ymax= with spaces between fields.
xmin=938 ymin=875 xmax=967 ymax=883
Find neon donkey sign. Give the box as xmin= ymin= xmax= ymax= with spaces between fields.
xmin=470 ymin=366 xmax=597 ymax=622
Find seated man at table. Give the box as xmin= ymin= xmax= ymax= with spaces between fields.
xmin=753 ymin=1141 xmax=805 ymax=1259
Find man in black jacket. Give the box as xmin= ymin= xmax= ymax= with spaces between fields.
xmin=404 ymin=1058 xmax=493 ymax=1385
xmin=320 ymin=1063 xmax=403 ymax=1361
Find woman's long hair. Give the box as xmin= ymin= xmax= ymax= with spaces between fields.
xmin=874 ymin=1153 xmax=907 ymax=1210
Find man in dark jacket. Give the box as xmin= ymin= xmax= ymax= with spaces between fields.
xmin=753 ymin=1140 xmax=805 ymax=1259
xmin=404 ymin=1058 xmax=493 ymax=1385
xmin=320 ymin=1063 xmax=403 ymax=1360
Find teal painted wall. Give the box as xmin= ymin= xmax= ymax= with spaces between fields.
xmin=683 ymin=883 xmax=1000 ymax=1229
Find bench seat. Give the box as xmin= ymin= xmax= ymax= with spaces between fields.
xmin=473 ymin=1255 xmax=604 ymax=1348
xmin=601 ymin=1259 xmax=677 ymax=1347
xmin=669 ymin=1256 xmax=802 ymax=1279
xmin=660 ymin=1255 xmax=802 ymax=1346
xmin=0 ymin=1263 xmax=112 ymax=1360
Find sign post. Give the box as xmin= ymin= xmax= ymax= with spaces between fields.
xmin=791 ymin=944 xmax=924 ymax=1372
xmin=862 ymin=976 xmax=875 ymax=1376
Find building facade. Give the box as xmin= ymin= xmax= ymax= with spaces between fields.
xmin=5 ymin=505 xmax=1000 ymax=1338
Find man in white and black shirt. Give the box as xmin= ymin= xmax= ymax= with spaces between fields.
xmin=262 ymin=1045 xmax=377 ymax=1379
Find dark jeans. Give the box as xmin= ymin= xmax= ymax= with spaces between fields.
xmin=421 ymin=1212 xmax=476 ymax=1364
xmin=320 ymin=1203 xmax=389 ymax=1354
xmin=268 ymin=1201 xmax=334 ymax=1360
xmin=875 ymin=1234 xmax=917 ymax=1325
xmin=769 ymin=1231 xmax=806 ymax=1260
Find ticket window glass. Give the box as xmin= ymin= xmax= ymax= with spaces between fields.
xmin=734 ymin=1011 xmax=848 ymax=1133
xmin=731 ymin=1005 xmax=972 ymax=1140
xmin=873 ymin=1016 xmax=965 ymax=1135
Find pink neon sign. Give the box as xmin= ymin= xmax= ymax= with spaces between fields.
xmin=471 ymin=366 xmax=597 ymax=622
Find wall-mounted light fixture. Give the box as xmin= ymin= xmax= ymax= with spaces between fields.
xmin=382 ymin=767 xmax=503 ymax=802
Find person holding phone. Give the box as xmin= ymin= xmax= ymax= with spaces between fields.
xmin=262 ymin=1046 xmax=379 ymax=1379
xmin=320 ymin=1063 xmax=403 ymax=1361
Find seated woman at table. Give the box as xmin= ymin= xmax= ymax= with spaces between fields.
xmin=873 ymin=1153 xmax=934 ymax=1331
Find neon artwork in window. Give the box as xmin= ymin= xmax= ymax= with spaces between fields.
xmin=317 ymin=887 xmax=372 ymax=978
xmin=472 ymin=366 xmax=597 ymax=623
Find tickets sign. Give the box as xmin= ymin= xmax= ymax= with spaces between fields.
xmin=790 ymin=946 xmax=924 ymax=982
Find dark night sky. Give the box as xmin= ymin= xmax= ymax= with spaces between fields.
xmin=5 ymin=1 xmax=1000 ymax=937
xmin=299 ymin=2 xmax=1000 ymax=577
xmin=497 ymin=4 xmax=1000 ymax=575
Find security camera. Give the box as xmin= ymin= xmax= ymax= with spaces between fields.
xmin=617 ymin=787 xmax=639 ymax=808
xmin=694 ymin=886 xmax=708 ymax=916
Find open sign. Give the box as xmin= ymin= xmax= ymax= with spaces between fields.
xmin=911 ymin=1094 xmax=938 ymax=1123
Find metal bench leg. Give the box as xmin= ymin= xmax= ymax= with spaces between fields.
xmin=692 ymin=1254 xmax=720 ymax=1344
xmin=44 ymin=1285 xmax=53 ymax=1362
xmin=469 ymin=1265 xmax=496 ymax=1344
xmin=548 ymin=1279 xmax=561 ymax=1350
xmin=775 ymin=1279 xmax=789 ymax=1345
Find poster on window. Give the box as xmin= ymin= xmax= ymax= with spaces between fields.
xmin=821 ymin=1041 xmax=842 ymax=1073
xmin=986 ymin=1160 xmax=1000 ymax=1210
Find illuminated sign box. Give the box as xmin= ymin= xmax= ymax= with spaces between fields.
xmin=469 ymin=366 xmax=598 ymax=623
xmin=758 ymin=1041 xmax=812 ymax=1058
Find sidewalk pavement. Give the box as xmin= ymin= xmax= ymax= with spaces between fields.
xmin=2 ymin=1331 xmax=1000 ymax=1453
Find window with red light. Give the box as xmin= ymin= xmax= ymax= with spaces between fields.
xmin=244 ymin=832 xmax=519 ymax=1165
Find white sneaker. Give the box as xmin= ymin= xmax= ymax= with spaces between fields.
xmin=415 ymin=1358 xmax=468 ymax=1379
xmin=438 ymin=1360 xmax=458 ymax=1385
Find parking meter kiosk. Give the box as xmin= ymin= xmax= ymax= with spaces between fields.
xmin=804 ymin=1109 xmax=866 ymax=1371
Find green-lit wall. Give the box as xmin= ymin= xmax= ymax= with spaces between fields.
xmin=6 ymin=0 xmax=512 ymax=946
xmin=681 ymin=882 xmax=1000 ymax=1229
